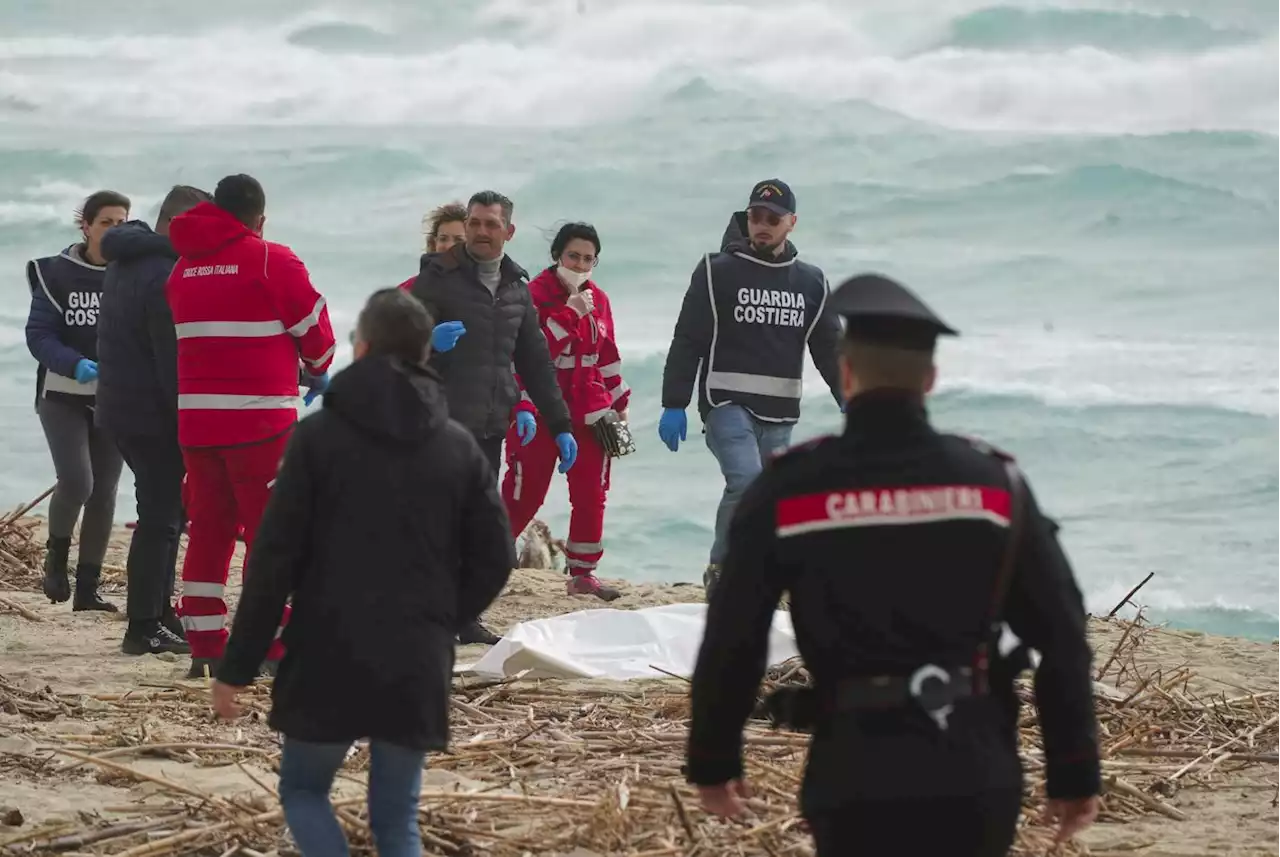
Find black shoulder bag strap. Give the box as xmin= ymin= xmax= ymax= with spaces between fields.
xmin=973 ymin=460 xmax=1026 ymax=694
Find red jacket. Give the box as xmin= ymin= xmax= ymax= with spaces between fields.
xmin=514 ymin=268 xmax=629 ymax=426
xmin=166 ymin=202 xmax=336 ymax=448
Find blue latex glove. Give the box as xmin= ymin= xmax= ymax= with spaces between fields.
xmin=431 ymin=321 xmax=466 ymax=353
xmin=74 ymin=358 xmax=98 ymax=384
xmin=302 ymin=372 xmax=329 ymax=407
xmin=657 ymin=408 xmax=686 ymax=452
xmin=515 ymin=410 xmax=537 ymax=445
xmin=555 ymin=432 xmax=578 ymax=473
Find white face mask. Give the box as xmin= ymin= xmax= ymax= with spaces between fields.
xmin=557 ymin=264 xmax=591 ymax=290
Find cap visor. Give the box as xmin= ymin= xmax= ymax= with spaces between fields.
xmin=748 ymin=201 xmax=792 ymax=216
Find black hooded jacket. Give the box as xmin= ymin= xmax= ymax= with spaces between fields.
xmin=96 ymin=220 xmax=180 ymax=437
xmin=217 ymin=355 xmax=515 ymax=751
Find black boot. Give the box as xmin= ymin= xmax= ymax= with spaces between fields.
xmin=41 ymin=536 xmax=72 ymax=604
xmin=458 ymin=619 xmax=500 ymax=646
xmin=72 ymin=563 xmax=118 ymax=612
xmin=161 ymin=606 xmax=186 ymax=641
xmin=122 ymin=620 xmax=190 ymax=656
xmin=187 ymin=657 xmax=220 ymax=680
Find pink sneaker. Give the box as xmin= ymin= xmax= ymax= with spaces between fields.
xmin=566 ymin=573 xmax=621 ymax=602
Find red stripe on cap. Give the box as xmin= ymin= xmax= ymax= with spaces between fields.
xmin=775 ymin=485 xmax=1012 ymax=538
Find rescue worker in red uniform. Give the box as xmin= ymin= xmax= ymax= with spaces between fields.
xmin=166 ymin=174 xmax=336 ymax=679
xmin=501 ymin=224 xmax=630 ymax=601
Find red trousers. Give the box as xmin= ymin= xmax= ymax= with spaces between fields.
xmin=178 ymin=431 xmax=291 ymax=662
xmin=501 ymin=422 xmax=611 ymax=576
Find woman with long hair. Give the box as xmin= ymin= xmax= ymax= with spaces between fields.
xmin=501 ymin=222 xmax=630 ymax=601
xmin=25 ymin=190 xmax=131 ymax=611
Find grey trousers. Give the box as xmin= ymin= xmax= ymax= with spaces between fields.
xmin=37 ymin=397 xmax=124 ymax=567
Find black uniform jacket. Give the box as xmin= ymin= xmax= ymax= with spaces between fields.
xmin=409 ymin=244 xmax=572 ymax=439
xmin=217 ymin=355 xmax=515 ymax=751
xmin=686 ymin=389 xmax=1101 ymax=813
xmin=96 ymin=221 xmax=181 ymax=438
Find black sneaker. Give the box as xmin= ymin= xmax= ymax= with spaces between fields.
xmin=122 ymin=623 xmax=190 ymax=656
xmin=457 ymin=619 xmax=500 ymax=645
xmin=161 ymin=608 xmax=186 ymax=641
xmin=186 ymin=656 xmax=220 ymax=680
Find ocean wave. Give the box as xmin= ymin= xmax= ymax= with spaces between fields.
xmin=940 ymin=6 xmax=1258 ymax=53
xmin=0 ymin=2 xmax=1273 ymax=135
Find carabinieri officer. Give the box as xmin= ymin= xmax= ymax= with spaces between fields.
xmin=684 ymin=273 xmax=1101 ymax=856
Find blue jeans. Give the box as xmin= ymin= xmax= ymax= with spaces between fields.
xmin=279 ymin=738 xmax=425 ymax=857
xmin=704 ymin=404 xmax=794 ymax=566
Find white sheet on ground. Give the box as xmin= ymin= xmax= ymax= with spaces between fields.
xmin=460 ymin=603 xmax=799 ymax=680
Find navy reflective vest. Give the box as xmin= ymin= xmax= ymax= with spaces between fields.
xmin=26 ymin=248 xmax=106 ymax=403
xmin=702 ymin=250 xmax=830 ymax=422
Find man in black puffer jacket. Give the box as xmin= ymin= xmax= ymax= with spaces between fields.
xmin=409 ymin=191 xmax=574 ymax=475
xmin=409 ymin=191 xmax=574 ymax=646
xmin=97 ymin=185 xmax=211 ymax=657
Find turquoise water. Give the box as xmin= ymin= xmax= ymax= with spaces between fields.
xmin=1 ymin=0 xmax=1275 ymax=639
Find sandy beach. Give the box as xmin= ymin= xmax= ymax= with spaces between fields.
xmin=1 ymin=518 xmax=1276 ymax=856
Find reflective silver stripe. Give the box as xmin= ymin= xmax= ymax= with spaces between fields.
xmin=520 ymin=390 xmax=533 ymax=404
xmin=178 ymin=393 xmax=300 ymax=410
xmin=175 ymin=320 xmax=286 ymax=339
xmin=512 ymin=460 xmax=523 ymax=502
xmin=706 ymin=371 xmax=802 ymax=400
xmin=546 ymin=318 xmax=570 ymax=341
xmin=598 ymin=361 xmax=622 ymax=378
xmin=286 ymin=297 xmax=327 ymax=338
xmin=566 ymin=557 xmax=598 ymax=570
xmin=180 ymin=613 xmax=225 ymax=632
xmin=182 ymin=581 xmax=226 ymax=598
xmin=610 ymin=381 xmax=630 ymax=403
xmin=554 ymin=353 xmax=598 ymax=369
xmin=565 ymin=539 xmax=603 ymax=555
xmin=43 ymin=371 xmax=96 ymax=396
xmin=583 ymin=407 xmax=611 ymax=425
xmin=304 ymin=342 xmax=336 ymax=368
xmin=274 ymin=626 xmax=285 ymax=640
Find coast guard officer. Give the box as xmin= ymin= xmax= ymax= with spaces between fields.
xmin=684 ymin=273 xmax=1101 ymax=856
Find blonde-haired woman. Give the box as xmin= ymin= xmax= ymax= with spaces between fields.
xmin=399 ymin=202 xmax=467 ymax=290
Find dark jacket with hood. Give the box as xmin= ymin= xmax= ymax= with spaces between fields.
xmin=95 ymin=221 xmax=180 ymax=438
xmin=409 ymin=244 xmax=572 ymax=439
xmin=216 ymin=355 xmax=515 ymax=751
xmin=662 ymin=214 xmax=844 ymax=424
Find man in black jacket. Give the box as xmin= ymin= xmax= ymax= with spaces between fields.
xmin=685 ymin=274 xmax=1101 ymax=856
xmin=212 ymin=288 xmax=514 ymax=857
xmin=659 ymin=180 xmax=845 ymax=598
xmin=410 ymin=190 xmax=574 ymax=645
xmin=97 ymin=185 xmax=211 ymax=656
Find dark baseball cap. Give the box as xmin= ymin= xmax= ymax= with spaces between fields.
xmin=829 ymin=273 xmax=958 ymax=352
xmin=747 ymin=179 xmax=795 ymax=216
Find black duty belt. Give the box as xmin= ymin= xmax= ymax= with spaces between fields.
xmin=833 ymin=665 xmax=978 ymax=730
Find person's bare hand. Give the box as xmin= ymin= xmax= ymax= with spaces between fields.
xmin=618 ymin=408 xmax=629 ymax=423
xmin=1045 ymin=795 xmax=1100 ymax=843
xmin=567 ymin=290 xmax=594 ymax=317
xmin=697 ymin=779 xmax=750 ymax=818
xmin=211 ymin=680 xmax=246 ymax=720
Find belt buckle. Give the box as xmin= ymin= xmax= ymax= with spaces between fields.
xmin=908 ymin=664 xmax=955 ymax=731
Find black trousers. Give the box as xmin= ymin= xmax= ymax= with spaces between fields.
xmin=806 ymin=789 xmax=1021 ymax=857
xmin=474 ymin=433 xmax=504 ymax=484
xmin=117 ymin=432 xmax=186 ymax=624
